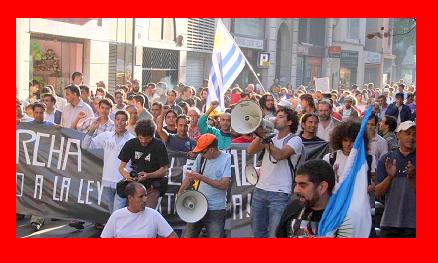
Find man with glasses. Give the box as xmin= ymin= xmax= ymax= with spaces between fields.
xmin=118 ymin=119 xmax=169 ymax=209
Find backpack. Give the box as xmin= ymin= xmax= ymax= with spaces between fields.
xmin=282 ymin=133 xmax=306 ymax=182
xmin=258 ymin=133 xmax=306 ymax=182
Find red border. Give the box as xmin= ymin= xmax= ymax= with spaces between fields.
xmin=8 ymin=1 xmax=430 ymax=262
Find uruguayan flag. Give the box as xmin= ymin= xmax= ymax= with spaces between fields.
xmin=318 ymin=107 xmax=373 ymax=238
xmin=207 ymin=19 xmax=246 ymax=111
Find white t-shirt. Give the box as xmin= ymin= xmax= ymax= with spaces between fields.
xmin=323 ymin=150 xmax=376 ymax=185
xmin=257 ymin=134 xmax=303 ymax=193
xmin=101 ymin=207 xmax=174 ymax=238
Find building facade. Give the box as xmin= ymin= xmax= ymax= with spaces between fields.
xmin=16 ymin=18 xmax=403 ymax=101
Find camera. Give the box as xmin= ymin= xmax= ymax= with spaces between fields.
xmin=129 ymin=170 xmax=139 ymax=178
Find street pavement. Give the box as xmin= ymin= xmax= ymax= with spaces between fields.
xmin=16 ymin=215 xmax=102 ymax=238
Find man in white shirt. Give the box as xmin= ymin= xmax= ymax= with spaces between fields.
xmin=247 ymin=108 xmax=303 ymax=237
xmin=101 ymin=182 xmax=177 ymax=238
xmin=61 ymin=85 xmax=94 ymax=128
xmin=366 ymin=113 xmax=388 ymax=163
xmin=82 ymin=110 xmax=134 ymax=213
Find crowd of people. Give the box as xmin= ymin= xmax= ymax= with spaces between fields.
xmin=16 ymin=72 xmax=416 ymax=238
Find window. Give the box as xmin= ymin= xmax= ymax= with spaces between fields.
xmin=232 ymin=18 xmax=265 ymax=38
xmin=347 ymin=19 xmax=360 ymax=39
xmin=298 ymin=19 xmax=326 ymax=46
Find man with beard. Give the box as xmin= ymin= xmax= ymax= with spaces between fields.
xmin=299 ymin=113 xmax=324 ymax=142
xmin=316 ymin=100 xmax=339 ymax=142
xmin=247 ymin=108 xmax=303 ymax=237
xmin=259 ymin=93 xmax=276 ymax=119
xmin=276 ymin=159 xmax=335 ymax=238
xmin=127 ymin=79 xmax=142 ymax=98
xmin=338 ymin=95 xmax=359 ymax=121
xmin=118 ymin=119 xmax=169 ymax=209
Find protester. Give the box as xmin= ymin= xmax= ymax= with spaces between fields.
xmin=178 ymin=134 xmax=231 ymax=237
xmin=247 ymin=108 xmax=303 ymax=237
xmin=375 ymin=121 xmax=416 ymax=238
xmin=276 ymin=159 xmax=335 ymax=237
xmin=118 ymin=119 xmax=169 ymax=209
xmin=101 ymin=182 xmax=177 ymax=238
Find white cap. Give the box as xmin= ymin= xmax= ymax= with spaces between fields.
xmin=277 ymin=100 xmax=292 ymax=109
xmin=383 ymin=88 xmax=390 ymax=92
xmin=395 ymin=121 xmax=416 ymax=133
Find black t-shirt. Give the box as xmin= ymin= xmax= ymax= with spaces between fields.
xmin=164 ymin=126 xmax=177 ymax=134
xmin=276 ymin=199 xmax=324 ymax=238
xmin=299 ymin=136 xmax=325 ymax=143
xmin=118 ymin=137 xmax=169 ymax=173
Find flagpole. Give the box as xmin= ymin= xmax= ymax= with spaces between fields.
xmin=219 ymin=19 xmax=267 ymax=94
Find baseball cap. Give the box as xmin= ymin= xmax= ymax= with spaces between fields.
xmin=395 ymin=121 xmax=416 ymax=133
xmin=192 ymin=134 xmax=217 ymax=153
xmin=277 ymin=100 xmax=292 ymax=109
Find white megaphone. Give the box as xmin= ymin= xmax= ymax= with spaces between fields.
xmin=245 ymin=165 xmax=260 ymax=185
xmin=176 ymin=190 xmax=208 ymax=223
xmin=231 ymin=100 xmax=275 ymax=138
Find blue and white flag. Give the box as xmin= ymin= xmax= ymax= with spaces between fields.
xmin=318 ymin=107 xmax=373 ymax=238
xmin=207 ymin=19 xmax=246 ymax=111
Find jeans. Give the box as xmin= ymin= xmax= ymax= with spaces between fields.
xmin=251 ymin=188 xmax=291 ymax=238
xmin=182 ymin=209 xmax=226 ymax=238
xmin=103 ymin=187 xmax=127 ymax=214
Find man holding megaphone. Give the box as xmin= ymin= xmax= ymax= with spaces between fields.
xmin=177 ymin=134 xmax=231 ymax=238
xmin=247 ymin=108 xmax=303 ymax=238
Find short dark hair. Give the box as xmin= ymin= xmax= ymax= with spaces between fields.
xmin=65 ymin=85 xmax=80 ymax=97
xmin=125 ymin=182 xmax=146 ymax=198
xmin=276 ymin=108 xmax=299 ymax=133
xmin=79 ymin=85 xmax=90 ymax=94
xmin=71 ymin=72 xmax=82 ymax=81
xmin=114 ymin=89 xmax=125 ymax=98
xmin=383 ymin=115 xmax=397 ymax=132
xmin=296 ymin=159 xmax=336 ymax=194
xmin=32 ymin=102 xmax=46 ymax=111
xmin=377 ymin=94 xmax=386 ymax=101
xmin=147 ymin=83 xmax=156 ymax=89
xmin=152 ymin=101 xmax=163 ymax=109
xmin=42 ymin=93 xmax=56 ymax=103
xmin=96 ymin=87 xmax=106 ymax=95
xmin=165 ymin=110 xmax=177 ymax=119
xmin=301 ymin=112 xmax=319 ymax=125
xmin=167 ymin=90 xmax=177 ymax=97
xmin=135 ymin=119 xmax=156 ymax=137
xmin=99 ymin=98 xmax=113 ymax=108
xmin=115 ymin=110 xmax=129 ymax=120
xmin=176 ymin=114 xmax=189 ymax=125
xmin=395 ymin=92 xmax=404 ymax=100
xmin=132 ymin=94 xmax=145 ymax=107
xmin=368 ymin=113 xmax=378 ymax=125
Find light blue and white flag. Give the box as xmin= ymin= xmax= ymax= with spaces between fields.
xmin=206 ymin=19 xmax=246 ymax=111
xmin=318 ymin=107 xmax=373 ymax=238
